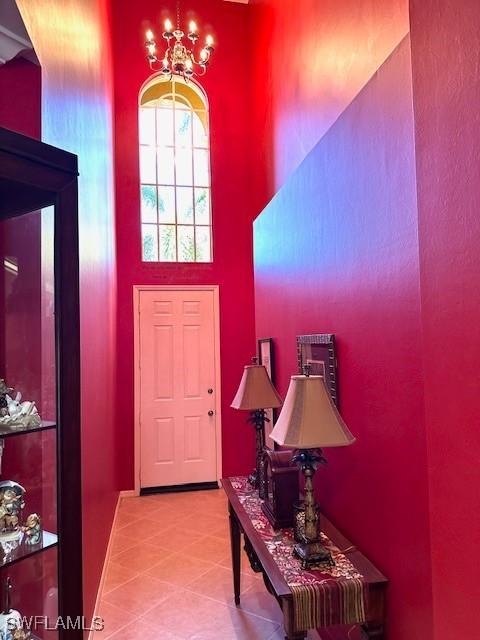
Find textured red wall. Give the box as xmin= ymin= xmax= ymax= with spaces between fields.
xmin=254 ymin=38 xmax=434 ymax=640
xmin=17 ymin=0 xmax=118 ymax=621
xmin=112 ymin=0 xmax=256 ymax=486
xmin=410 ymin=1 xmax=480 ymax=636
xmin=249 ymin=0 xmax=409 ymax=211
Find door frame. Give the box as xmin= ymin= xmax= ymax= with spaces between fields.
xmin=133 ymin=284 xmax=222 ymax=496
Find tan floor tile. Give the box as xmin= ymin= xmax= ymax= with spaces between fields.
xmin=196 ymin=603 xmax=280 ymax=640
xmin=107 ymin=618 xmax=183 ymax=639
xmin=186 ymin=565 xmax=257 ymax=606
xmin=140 ymin=589 xmax=279 ymax=640
xmin=181 ymin=512 xmax=226 ymax=535
xmin=200 ymin=500 xmax=228 ymax=518
xmin=103 ymin=574 xmax=178 ymax=616
xmin=113 ymin=542 xmax=172 ymax=572
xmin=145 ymin=551 xmax=214 ymax=587
xmin=109 ymin=533 xmax=138 ymax=557
xmin=114 ymin=516 xmax=170 ymax=540
xmin=183 ymin=534 xmax=230 ymax=564
xmin=98 ymin=489 xmax=289 ymax=639
xmin=118 ymin=497 xmax=164 ymax=517
xmin=139 ymin=590 xmax=221 ymax=637
xmin=147 ymin=526 xmax=204 ymax=552
xmin=211 ymin=518 xmax=231 ymax=538
xmin=238 ymin=587 xmax=284 ymax=625
xmin=114 ymin=510 xmax=142 ymax=530
xmin=102 ymin=563 xmax=141 ymax=595
xmin=96 ymin=600 xmax=134 ymax=637
xmin=265 ymin=626 xmax=287 ymax=640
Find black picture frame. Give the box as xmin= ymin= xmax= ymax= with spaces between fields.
xmin=296 ymin=334 xmax=338 ymax=406
xmin=258 ymin=338 xmax=277 ymax=449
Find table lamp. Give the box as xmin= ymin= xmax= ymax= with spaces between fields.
xmin=270 ymin=366 xmax=355 ymax=568
xmin=231 ymin=358 xmax=283 ymax=492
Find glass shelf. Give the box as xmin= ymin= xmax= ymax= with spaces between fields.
xmin=0 ymin=421 xmax=56 ymax=439
xmin=0 ymin=531 xmax=57 ymax=569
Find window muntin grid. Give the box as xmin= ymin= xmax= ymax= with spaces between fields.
xmin=139 ymin=79 xmax=212 ymax=263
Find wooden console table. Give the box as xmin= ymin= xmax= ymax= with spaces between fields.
xmin=223 ymin=477 xmax=387 ymax=640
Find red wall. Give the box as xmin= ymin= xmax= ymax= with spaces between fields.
xmin=410 ymin=1 xmax=480 ymax=636
xmin=0 ymin=58 xmax=41 ymax=137
xmin=112 ymin=0 xmax=256 ymax=486
xmin=254 ymin=37 xmax=434 ymax=640
xmin=249 ymin=0 xmax=409 ymax=212
xmin=17 ymin=0 xmax=118 ymax=622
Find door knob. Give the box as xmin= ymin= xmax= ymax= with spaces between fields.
xmin=208 ymin=388 xmax=214 ymax=394
xmin=208 ymin=410 xmax=214 ymax=416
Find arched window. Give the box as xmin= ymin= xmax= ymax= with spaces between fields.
xmin=139 ymin=76 xmax=212 ymax=262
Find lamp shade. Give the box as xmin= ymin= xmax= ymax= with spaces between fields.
xmin=270 ymin=375 xmax=355 ymax=448
xmin=231 ymin=365 xmax=283 ymax=410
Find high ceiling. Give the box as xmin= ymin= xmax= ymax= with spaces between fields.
xmin=0 ymin=0 xmax=36 ymax=65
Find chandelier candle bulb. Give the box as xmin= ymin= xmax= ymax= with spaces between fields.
xmin=146 ymin=29 xmax=154 ymax=42
xmin=206 ymin=34 xmax=214 ymax=50
xmin=185 ymin=58 xmax=194 ymax=76
xmin=188 ymin=20 xmax=199 ymax=44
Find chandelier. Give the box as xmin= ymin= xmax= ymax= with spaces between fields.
xmin=145 ymin=11 xmax=214 ymax=81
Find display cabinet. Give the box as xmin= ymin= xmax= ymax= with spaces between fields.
xmin=0 ymin=127 xmax=82 ymax=639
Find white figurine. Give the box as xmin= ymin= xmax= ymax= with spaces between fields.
xmin=0 ymin=393 xmax=41 ymax=430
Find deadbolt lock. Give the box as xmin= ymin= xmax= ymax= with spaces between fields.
xmin=208 ymin=388 xmax=214 ymax=394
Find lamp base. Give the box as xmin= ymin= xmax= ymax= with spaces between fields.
xmin=293 ymin=539 xmax=333 ymax=569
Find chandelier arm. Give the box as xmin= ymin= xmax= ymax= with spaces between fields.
xmin=190 ymin=53 xmax=208 ymax=66
xmin=148 ymin=59 xmax=167 ymax=73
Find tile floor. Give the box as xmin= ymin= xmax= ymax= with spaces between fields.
xmin=94 ymin=487 xmax=314 ymax=640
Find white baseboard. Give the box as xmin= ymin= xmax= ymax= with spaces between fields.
xmin=119 ymin=489 xmax=137 ymax=498
xmin=88 ymin=491 xmax=122 ymax=640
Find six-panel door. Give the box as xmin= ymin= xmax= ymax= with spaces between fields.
xmin=139 ymin=289 xmax=218 ymax=488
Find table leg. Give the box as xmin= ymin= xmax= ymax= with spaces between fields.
xmin=362 ymin=622 xmax=385 ymax=639
xmin=229 ymin=502 xmax=241 ymax=606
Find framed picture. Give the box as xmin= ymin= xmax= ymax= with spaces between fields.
xmin=296 ymin=334 xmax=338 ymax=406
xmin=258 ymin=338 xmax=276 ymax=449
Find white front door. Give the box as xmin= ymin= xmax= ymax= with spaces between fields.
xmin=138 ymin=288 xmax=219 ymax=488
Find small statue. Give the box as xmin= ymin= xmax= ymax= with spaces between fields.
xmin=22 ymin=513 xmax=41 ymax=545
xmin=0 ymin=393 xmax=41 ymax=430
xmin=0 ymin=578 xmax=28 ymax=640
xmin=0 ymin=381 xmax=13 ymax=419
xmin=0 ymin=482 xmax=25 ymax=541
